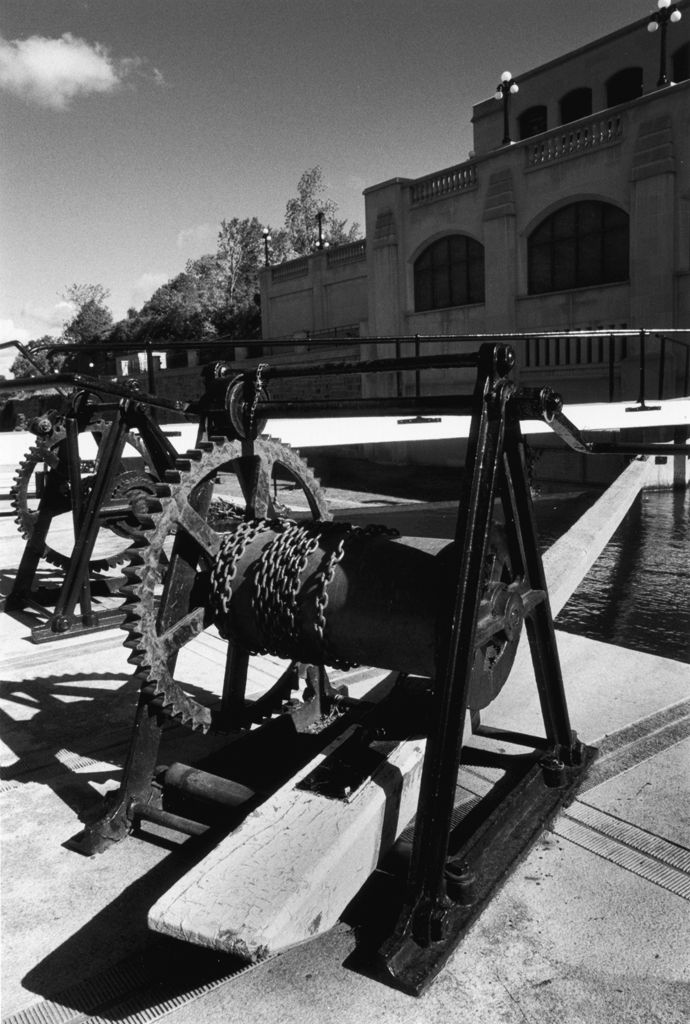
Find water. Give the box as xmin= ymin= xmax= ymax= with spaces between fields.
xmin=545 ymin=489 xmax=690 ymax=665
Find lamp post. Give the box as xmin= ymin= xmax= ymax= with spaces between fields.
xmin=495 ymin=71 xmax=519 ymax=146
xmin=316 ymin=210 xmax=329 ymax=251
xmin=261 ymin=227 xmax=271 ymax=267
xmin=647 ymin=0 xmax=682 ymax=88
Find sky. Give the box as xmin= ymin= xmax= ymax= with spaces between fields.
xmin=0 ymin=0 xmax=658 ymax=376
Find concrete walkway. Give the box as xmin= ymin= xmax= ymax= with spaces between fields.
xmin=1 ymin=479 xmax=688 ymax=1024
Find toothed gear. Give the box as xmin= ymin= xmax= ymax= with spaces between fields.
xmin=120 ymin=437 xmax=331 ymax=733
xmin=10 ymin=420 xmax=154 ymax=571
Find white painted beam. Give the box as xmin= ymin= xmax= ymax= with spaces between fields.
xmin=543 ymin=456 xmax=653 ymax=618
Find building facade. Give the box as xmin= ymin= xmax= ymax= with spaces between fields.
xmin=259 ymin=4 xmax=690 ymax=415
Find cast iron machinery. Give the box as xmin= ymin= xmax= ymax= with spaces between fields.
xmin=10 ymin=410 xmax=156 ymax=572
xmin=2 ymin=359 xmax=354 ymax=643
xmin=62 ymin=341 xmax=610 ymax=995
xmin=1 ymin=378 xmax=186 ymax=641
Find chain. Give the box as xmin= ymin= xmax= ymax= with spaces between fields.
xmin=252 ymin=521 xmax=326 ymax=658
xmin=210 ymin=518 xmax=280 ymax=647
xmin=312 ymin=523 xmax=399 ymax=671
xmin=210 ymin=519 xmax=399 ymax=667
xmin=247 ymin=363 xmax=269 ymax=438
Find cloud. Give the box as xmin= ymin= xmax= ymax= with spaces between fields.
xmin=0 ymin=319 xmax=32 ymax=378
xmin=177 ymin=223 xmax=219 ymax=256
xmin=0 ymin=32 xmax=161 ymax=109
xmin=0 ymin=309 xmax=69 ymax=377
xmin=19 ymin=300 xmax=74 ymax=332
xmin=131 ymin=272 xmax=170 ymax=307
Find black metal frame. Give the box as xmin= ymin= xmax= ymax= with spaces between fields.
xmin=65 ymin=343 xmax=600 ymax=996
xmin=2 ymin=379 xmax=182 ymax=642
xmin=376 ymin=344 xmax=595 ymax=994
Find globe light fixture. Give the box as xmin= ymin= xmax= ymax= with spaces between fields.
xmin=495 ymin=71 xmax=519 ymax=145
xmin=261 ymin=227 xmax=272 ymax=267
xmin=648 ymin=0 xmax=682 ymax=87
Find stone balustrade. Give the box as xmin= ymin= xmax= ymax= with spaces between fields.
xmin=271 ymin=257 xmax=309 ymax=281
xmin=410 ymin=163 xmax=477 ymax=204
xmin=326 ymin=239 xmax=366 ymax=267
xmin=525 ymin=114 xmax=622 ymax=168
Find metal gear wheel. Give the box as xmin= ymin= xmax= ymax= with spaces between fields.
xmin=10 ymin=420 xmax=155 ymax=572
xmin=120 ymin=436 xmax=332 ymax=733
xmin=466 ymin=524 xmax=521 ymax=710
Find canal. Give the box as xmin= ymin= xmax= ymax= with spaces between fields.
xmin=336 ymin=486 xmax=690 ymax=667
xmin=552 ymin=487 xmax=690 ymax=665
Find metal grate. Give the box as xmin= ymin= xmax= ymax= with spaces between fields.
xmin=554 ymin=801 xmax=690 ymax=900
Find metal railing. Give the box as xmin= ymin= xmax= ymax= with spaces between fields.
xmin=3 ymin=329 xmax=688 ymax=413
xmin=520 ymin=329 xmax=690 ymax=404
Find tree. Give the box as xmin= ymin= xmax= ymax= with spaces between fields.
xmin=7 ymin=283 xmax=114 ymax=379
xmin=111 ymin=221 xmax=280 ymax=350
xmin=62 ymin=283 xmax=111 ymax=310
xmin=9 ymin=336 xmax=67 ymax=378
xmin=283 ymin=166 xmax=361 ymax=257
xmin=60 ymin=284 xmax=114 ymax=374
xmin=105 ymin=168 xmax=360 ymax=357
xmin=216 ymin=217 xmax=264 ymax=307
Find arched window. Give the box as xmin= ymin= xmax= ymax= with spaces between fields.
xmin=528 ymin=201 xmax=629 ymax=295
xmin=606 ymin=67 xmax=643 ymax=107
xmin=519 ymin=105 xmax=548 ymax=140
xmin=414 ymin=235 xmax=485 ymax=311
xmin=559 ymin=88 xmax=592 ymax=125
xmin=672 ymin=43 xmax=689 ymax=83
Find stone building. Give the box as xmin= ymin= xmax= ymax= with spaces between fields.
xmin=259 ymin=2 xmax=690 ymax=420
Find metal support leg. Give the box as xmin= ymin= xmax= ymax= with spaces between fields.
xmin=500 ymin=414 xmax=580 ymax=760
xmin=4 ymin=462 xmax=65 ymax=611
xmin=47 ymin=409 xmax=129 ymax=633
xmin=378 ymin=345 xmax=594 ymax=995
xmin=69 ymin=696 xmax=166 ymax=854
xmin=379 ymin=346 xmax=509 ymax=964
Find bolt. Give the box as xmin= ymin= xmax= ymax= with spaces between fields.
xmin=445 ymin=860 xmax=477 ymax=906
xmin=541 ymin=755 xmax=566 ymax=788
xmin=496 ymin=346 xmax=516 ymax=377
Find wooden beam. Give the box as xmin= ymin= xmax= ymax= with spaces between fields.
xmin=149 ymin=717 xmax=426 ymax=960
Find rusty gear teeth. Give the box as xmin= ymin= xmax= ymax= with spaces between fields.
xmin=119 ymin=438 xmax=332 ymax=733
xmin=9 ymin=420 xmax=156 ymax=572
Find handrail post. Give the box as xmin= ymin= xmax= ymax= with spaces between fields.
xmin=637 ymin=329 xmax=646 ymax=406
xmin=658 ymin=335 xmax=666 ymax=401
xmin=415 ymin=336 xmax=421 ymax=398
xmin=608 ymin=333 xmax=615 ymax=403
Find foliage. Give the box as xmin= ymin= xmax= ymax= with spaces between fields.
xmin=93 ymin=169 xmax=359 ymax=355
xmin=62 ymin=283 xmax=111 ymax=309
xmin=9 ymin=335 xmax=67 ymax=379
xmin=61 ymin=287 xmax=115 ymax=374
xmin=8 ymin=167 xmax=361 ymax=389
xmin=110 ymin=218 xmax=283 ymax=348
xmin=283 ymin=166 xmax=361 ymax=256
